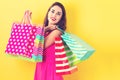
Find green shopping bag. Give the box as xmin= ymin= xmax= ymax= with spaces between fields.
xmin=57 ymin=27 xmax=95 ymax=61
xmin=62 ymin=40 xmax=83 ymax=66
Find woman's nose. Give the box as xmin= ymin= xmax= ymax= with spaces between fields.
xmin=52 ymin=13 xmax=56 ymax=17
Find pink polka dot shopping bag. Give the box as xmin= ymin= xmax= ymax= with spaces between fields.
xmin=5 ymin=10 xmax=44 ymax=62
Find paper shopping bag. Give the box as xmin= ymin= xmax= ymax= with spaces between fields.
xmin=61 ymin=32 xmax=95 ymax=61
xmin=5 ymin=10 xmax=44 ymax=62
xmin=63 ymin=40 xmax=83 ymax=66
xmin=56 ymin=26 xmax=95 ymax=62
xmin=55 ymin=37 xmax=78 ymax=75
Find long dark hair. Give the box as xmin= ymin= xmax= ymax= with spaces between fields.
xmin=43 ymin=2 xmax=66 ymax=31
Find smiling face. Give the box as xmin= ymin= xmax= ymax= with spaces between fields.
xmin=48 ymin=5 xmax=63 ymax=25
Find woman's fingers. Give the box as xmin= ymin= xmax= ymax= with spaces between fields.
xmin=45 ymin=25 xmax=57 ymax=32
xmin=49 ymin=25 xmax=57 ymax=30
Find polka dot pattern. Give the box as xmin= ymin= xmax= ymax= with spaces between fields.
xmin=5 ymin=23 xmax=44 ymax=59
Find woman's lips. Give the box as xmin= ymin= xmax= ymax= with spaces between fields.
xmin=51 ymin=17 xmax=56 ymax=21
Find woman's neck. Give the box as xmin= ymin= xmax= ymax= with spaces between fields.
xmin=48 ymin=23 xmax=55 ymax=26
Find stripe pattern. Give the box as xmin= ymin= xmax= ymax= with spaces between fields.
xmin=55 ymin=37 xmax=78 ymax=75
xmin=61 ymin=32 xmax=95 ymax=61
xmin=32 ymin=27 xmax=44 ymax=62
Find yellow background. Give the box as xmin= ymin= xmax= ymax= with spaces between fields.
xmin=0 ymin=0 xmax=120 ymax=80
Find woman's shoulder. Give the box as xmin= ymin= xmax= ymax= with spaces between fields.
xmin=52 ymin=29 xmax=62 ymax=34
xmin=48 ymin=29 xmax=62 ymax=37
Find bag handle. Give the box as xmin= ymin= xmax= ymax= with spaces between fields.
xmin=56 ymin=25 xmax=65 ymax=34
xmin=21 ymin=10 xmax=32 ymax=24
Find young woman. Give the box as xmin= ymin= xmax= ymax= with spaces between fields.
xmin=34 ymin=2 xmax=66 ymax=80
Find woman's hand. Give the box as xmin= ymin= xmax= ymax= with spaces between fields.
xmin=44 ymin=25 xmax=57 ymax=32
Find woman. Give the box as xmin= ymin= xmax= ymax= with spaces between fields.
xmin=34 ymin=2 xmax=66 ymax=80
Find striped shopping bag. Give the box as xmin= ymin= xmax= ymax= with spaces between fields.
xmin=61 ymin=32 xmax=95 ymax=61
xmin=55 ymin=37 xmax=78 ymax=75
xmin=56 ymin=26 xmax=95 ymax=62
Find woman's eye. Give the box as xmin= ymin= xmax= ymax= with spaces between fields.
xmin=51 ymin=10 xmax=54 ymax=13
xmin=57 ymin=12 xmax=61 ymax=16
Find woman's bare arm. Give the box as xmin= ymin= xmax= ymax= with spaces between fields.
xmin=44 ymin=29 xmax=62 ymax=48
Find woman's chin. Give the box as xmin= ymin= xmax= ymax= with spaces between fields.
xmin=49 ymin=22 xmax=56 ymax=25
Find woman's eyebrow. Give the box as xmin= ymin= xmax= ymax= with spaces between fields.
xmin=51 ymin=8 xmax=62 ymax=12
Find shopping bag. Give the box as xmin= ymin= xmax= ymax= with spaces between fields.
xmin=57 ymin=27 xmax=95 ymax=61
xmin=5 ymin=10 xmax=44 ymax=62
xmin=63 ymin=40 xmax=83 ymax=66
xmin=61 ymin=32 xmax=95 ymax=61
xmin=55 ymin=37 xmax=78 ymax=75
